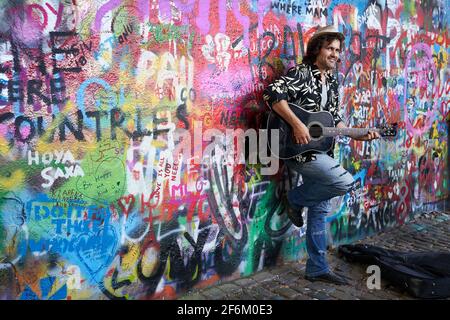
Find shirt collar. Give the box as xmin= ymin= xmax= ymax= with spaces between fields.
xmin=310 ymin=63 xmax=335 ymax=84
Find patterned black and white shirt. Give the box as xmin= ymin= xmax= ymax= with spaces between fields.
xmin=263 ymin=62 xmax=343 ymax=160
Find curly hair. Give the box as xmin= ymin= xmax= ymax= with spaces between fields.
xmin=303 ymin=34 xmax=344 ymax=65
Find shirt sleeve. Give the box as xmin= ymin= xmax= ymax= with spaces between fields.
xmin=263 ymin=66 xmax=305 ymax=110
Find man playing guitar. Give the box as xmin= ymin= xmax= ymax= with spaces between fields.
xmin=263 ymin=25 xmax=380 ymax=285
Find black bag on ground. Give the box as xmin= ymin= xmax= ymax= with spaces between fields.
xmin=338 ymin=244 xmax=450 ymax=299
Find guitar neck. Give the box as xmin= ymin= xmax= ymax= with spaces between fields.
xmin=322 ymin=127 xmax=379 ymax=137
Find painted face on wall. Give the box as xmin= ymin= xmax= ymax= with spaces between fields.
xmin=314 ymin=39 xmax=341 ymax=72
xmin=0 ymin=195 xmax=26 ymax=261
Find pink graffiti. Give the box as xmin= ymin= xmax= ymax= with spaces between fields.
xmin=332 ymin=4 xmax=357 ymax=26
xmin=232 ymin=0 xmax=251 ymax=46
xmin=27 ymin=4 xmax=48 ymax=30
xmin=158 ymin=0 xmax=171 ymax=22
xmin=117 ymin=0 xmax=255 ymax=44
xmin=403 ymin=43 xmax=438 ymax=136
xmin=173 ymin=0 xmax=196 ymax=25
xmin=196 ymin=0 xmax=210 ymax=35
xmin=45 ymin=2 xmax=64 ymax=29
xmin=219 ymin=0 xmax=227 ymax=33
xmin=8 ymin=5 xmax=45 ymax=48
xmin=137 ymin=0 xmax=150 ymax=21
xmin=93 ymin=0 xmax=122 ymax=32
xmin=257 ymin=0 xmax=272 ymax=36
xmin=16 ymin=2 xmax=67 ymax=31
xmin=0 ymin=124 xmax=9 ymax=136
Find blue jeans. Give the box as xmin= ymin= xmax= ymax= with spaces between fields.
xmin=286 ymin=154 xmax=355 ymax=276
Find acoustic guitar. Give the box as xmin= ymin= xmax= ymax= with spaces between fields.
xmin=266 ymin=103 xmax=398 ymax=159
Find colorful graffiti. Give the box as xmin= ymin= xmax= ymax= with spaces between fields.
xmin=0 ymin=0 xmax=448 ymax=300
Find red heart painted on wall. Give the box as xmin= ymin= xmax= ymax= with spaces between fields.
xmin=117 ymin=195 xmax=135 ymax=217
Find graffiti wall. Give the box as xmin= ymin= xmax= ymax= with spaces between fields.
xmin=0 ymin=0 xmax=448 ymax=299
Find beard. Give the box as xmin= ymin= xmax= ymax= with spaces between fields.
xmin=326 ymin=58 xmax=338 ymax=69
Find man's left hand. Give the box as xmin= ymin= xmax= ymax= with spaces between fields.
xmin=354 ymin=130 xmax=381 ymax=141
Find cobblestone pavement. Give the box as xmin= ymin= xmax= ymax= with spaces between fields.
xmin=179 ymin=211 xmax=450 ymax=300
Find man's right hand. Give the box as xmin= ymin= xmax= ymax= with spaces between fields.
xmin=292 ymin=121 xmax=311 ymax=145
xmin=272 ymin=100 xmax=311 ymax=145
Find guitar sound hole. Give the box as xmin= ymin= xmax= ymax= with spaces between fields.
xmin=309 ymin=124 xmax=323 ymax=138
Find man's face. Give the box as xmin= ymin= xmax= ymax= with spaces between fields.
xmin=315 ymin=39 xmax=341 ymax=71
